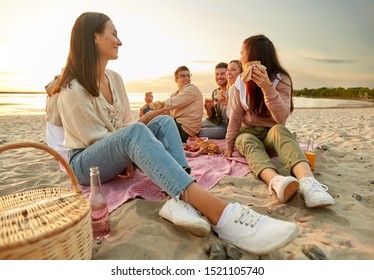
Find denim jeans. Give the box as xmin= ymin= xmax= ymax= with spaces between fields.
xmin=69 ymin=115 xmax=193 ymax=198
xmin=235 ymin=124 xmax=308 ymax=177
xmin=198 ymin=118 xmax=227 ymax=139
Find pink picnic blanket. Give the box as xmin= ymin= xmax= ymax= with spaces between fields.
xmin=80 ymin=139 xmax=250 ymax=213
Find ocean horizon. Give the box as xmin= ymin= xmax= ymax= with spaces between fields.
xmin=1 ymin=92 xmax=374 ymax=117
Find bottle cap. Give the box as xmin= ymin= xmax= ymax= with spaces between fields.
xmin=90 ymin=166 xmax=99 ymax=172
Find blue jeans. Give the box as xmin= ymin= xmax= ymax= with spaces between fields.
xmin=69 ymin=115 xmax=193 ymax=198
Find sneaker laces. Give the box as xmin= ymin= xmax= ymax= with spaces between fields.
xmin=179 ymin=200 xmax=200 ymax=215
xmin=302 ymin=178 xmax=329 ymax=192
xmin=234 ymin=205 xmax=261 ymax=227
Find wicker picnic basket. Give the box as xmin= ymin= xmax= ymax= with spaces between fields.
xmin=0 ymin=142 xmax=93 ymax=259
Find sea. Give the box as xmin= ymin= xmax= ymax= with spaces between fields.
xmin=0 ymin=92 xmax=373 ymax=117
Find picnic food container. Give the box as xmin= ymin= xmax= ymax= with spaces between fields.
xmin=186 ymin=137 xmax=208 ymax=145
xmin=183 ymin=143 xmax=202 ymax=158
xmin=0 ymin=142 xmax=93 ymax=259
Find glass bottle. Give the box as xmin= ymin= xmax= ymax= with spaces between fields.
xmin=89 ymin=166 xmax=111 ymax=240
xmin=305 ymin=137 xmax=316 ymax=171
xmin=214 ymin=89 xmax=221 ymax=102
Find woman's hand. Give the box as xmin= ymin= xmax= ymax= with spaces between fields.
xmin=160 ymin=108 xmax=170 ymax=115
xmin=138 ymin=107 xmax=169 ymax=125
xmin=251 ymin=65 xmax=272 ymax=90
xmin=224 ymin=149 xmax=233 ymax=157
xmin=118 ymin=163 xmax=134 ymax=179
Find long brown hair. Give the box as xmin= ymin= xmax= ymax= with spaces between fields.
xmin=244 ymin=35 xmax=294 ymax=117
xmin=51 ymin=12 xmax=110 ymax=97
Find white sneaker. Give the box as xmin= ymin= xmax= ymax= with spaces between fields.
xmin=212 ymin=203 xmax=298 ymax=255
xmin=299 ymin=177 xmax=334 ymax=207
xmin=269 ymin=175 xmax=299 ymax=203
xmin=159 ymin=198 xmax=211 ymax=237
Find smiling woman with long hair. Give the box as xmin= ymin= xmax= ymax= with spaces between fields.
xmin=225 ymin=34 xmax=334 ymax=208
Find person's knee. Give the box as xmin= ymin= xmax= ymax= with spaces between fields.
xmin=236 ymin=133 xmax=259 ymax=154
xmin=271 ymin=123 xmax=290 ymax=135
xmin=159 ymin=114 xmax=174 ymax=123
xmin=237 ymin=133 xmax=257 ymax=146
xmin=271 ymin=124 xmax=292 ymax=138
xmin=154 ymin=115 xmax=175 ymax=127
xmin=123 ymin=122 xmax=148 ymax=136
xmin=272 ymin=124 xmax=284 ymax=133
xmin=159 ymin=115 xmax=174 ymax=122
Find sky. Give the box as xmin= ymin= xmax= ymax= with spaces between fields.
xmin=0 ymin=0 xmax=373 ymax=94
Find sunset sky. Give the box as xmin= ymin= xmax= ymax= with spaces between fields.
xmin=0 ymin=0 xmax=373 ymax=94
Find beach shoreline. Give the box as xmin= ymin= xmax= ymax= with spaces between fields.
xmin=1 ymin=107 xmax=374 ymax=260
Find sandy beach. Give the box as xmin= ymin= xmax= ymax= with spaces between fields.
xmin=1 ymin=107 xmax=374 ymax=260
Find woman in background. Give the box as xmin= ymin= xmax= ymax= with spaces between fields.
xmin=226 ymin=60 xmax=243 ymax=119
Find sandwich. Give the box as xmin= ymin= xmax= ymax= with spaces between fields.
xmin=153 ymin=101 xmax=165 ymax=109
xmin=242 ymin=61 xmax=263 ymax=81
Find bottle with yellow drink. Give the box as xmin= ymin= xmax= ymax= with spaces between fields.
xmin=305 ymin=137 xmax=316 ymax=171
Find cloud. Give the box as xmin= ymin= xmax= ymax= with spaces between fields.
xmin=306 ymin=57 xmax=357 ymax=64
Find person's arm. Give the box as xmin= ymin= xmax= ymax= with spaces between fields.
xmin=163 ymin=84 xmax=200 ymax=111
xmin=262 ymin=79 xmax=292 ymax=124
xmin=252 ymin=67 xmax=292 ymax=124
xmin=225 ymin=86 xmax=244 ymax=154
xmin=139 ymin=104 xmax=150 ymax=117
xmin=137 ymin=108 xmax=169 ymax=125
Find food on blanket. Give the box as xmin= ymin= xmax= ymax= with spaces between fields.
xmin=183 ymin=144 xmax=202 ymax=157
xmin=183 ymin=144 xmax=200 ymax=152
xmin=195 ymin=140 xmax=223 ymax=156
xmin=187 ymin=137 xmax=208 ymax=145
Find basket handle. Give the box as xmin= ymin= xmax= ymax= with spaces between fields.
xmin=0 ymin=142 xmax=81 ymax=193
